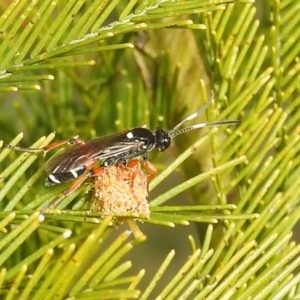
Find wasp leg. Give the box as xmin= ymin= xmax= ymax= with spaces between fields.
xmin=126 ymin=160 xmax=139 ymax=168
xmin=4 ymin=144 xmax=44 ymax=153
xmin=4 ymin=136 xmax=85 ymax=156
xmin=43 ymin=136 xmax=85 ymax=152
xmin=43 ymin=174 xmax=90 ymax=213
xmin=128 ymin=160 xmax=143 ymax=186
xmin=89 ymin=167 xmax=105 ymax=177
xmin=144 ymin=160 xmax=157 ymax=181
xmin=140 ymin=154 xmax=157 ymax=180
xmin=43 ymin=160 xmax=99 ymax=212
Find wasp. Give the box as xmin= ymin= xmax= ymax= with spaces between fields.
xmin=3 ymin=92 xmax=240 ymax=209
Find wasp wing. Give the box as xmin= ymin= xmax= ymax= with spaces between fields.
xmin=46 ymin=131 xmax=145 ymax=174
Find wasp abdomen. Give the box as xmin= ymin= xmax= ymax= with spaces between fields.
xmin=45 ymin=167 xmax=86 ymax=186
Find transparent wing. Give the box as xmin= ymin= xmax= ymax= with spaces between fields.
xmin=46 ymin=131 xmax=145 ymax=174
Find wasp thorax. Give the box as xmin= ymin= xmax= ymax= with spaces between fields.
xmin=153 ymin=128 xmax=171 ymax=152
xmin=126 ymin=128 xmax=156 ymax=148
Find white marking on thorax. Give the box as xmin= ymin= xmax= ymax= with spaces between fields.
xmin=126 ymin=132 xmax=134 ymax=139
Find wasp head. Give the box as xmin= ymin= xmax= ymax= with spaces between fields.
xmin=153 ymin=128 xmax=171 ymax=152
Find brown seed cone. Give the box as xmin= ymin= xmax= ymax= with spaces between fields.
xmin=91 ymin=161 xmax=150 ymax=216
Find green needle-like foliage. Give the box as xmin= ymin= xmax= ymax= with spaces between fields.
xmin=0 ymin=0 xmax=300 ymax=299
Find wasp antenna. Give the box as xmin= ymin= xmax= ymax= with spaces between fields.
xmin=169 ymin=120 xmax=240 ymax=139
xmin=168 ymin=90 xmax=215 ymax=135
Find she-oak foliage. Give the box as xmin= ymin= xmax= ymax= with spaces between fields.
xmin=0 ymin=0 xmax=299 ymax=299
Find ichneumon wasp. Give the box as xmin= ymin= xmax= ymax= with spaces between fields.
xmin=2 ymin=92 xmax=240 ymax=210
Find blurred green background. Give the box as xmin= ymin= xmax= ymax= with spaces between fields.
xmin=1 ymin=0 xmax=300 ymax=299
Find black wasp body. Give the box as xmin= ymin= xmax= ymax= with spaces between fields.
xmin=45 ymin=127 xmax=169 ymax=186
xmin=3 ymin=92 xmax=240 ymax=209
